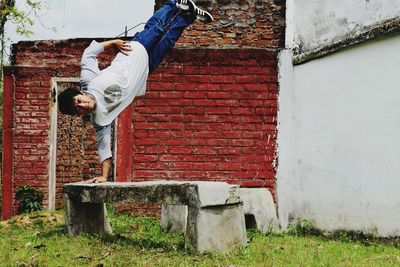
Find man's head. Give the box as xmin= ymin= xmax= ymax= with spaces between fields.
xmin=58 ymin=87 xmax=96 ymax=116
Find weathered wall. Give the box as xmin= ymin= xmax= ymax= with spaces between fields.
xmin=157 ymin=0 xmax=285 ymax=49
xmin=278 ymin=33 xmax=400 ymax=236
xmin=2 ymin=0 xmax=285 ymax=217
xmin=55 ymin=112 xmax=101 ymax=208
xmin=286 ymin=0 xmax=400 ymax=53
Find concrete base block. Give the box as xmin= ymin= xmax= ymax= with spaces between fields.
xmin=160 ymin=204 xmax=188 ymax=234
xmin=162 ymin=188 xmax=280 ymax=234
xmin=239 ymin=188 xmax=279 ymax=232
xmin=161 ymin=203 xmax=247 ymax=253
xmin=192 ymin=204 xmax=247 ymax=253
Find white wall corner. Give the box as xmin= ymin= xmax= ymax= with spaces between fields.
xmin=276 ymin=50 xmax=294 ymax=230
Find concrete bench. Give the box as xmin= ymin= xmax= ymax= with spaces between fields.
xmin=63 ymin=181 xmax=247 ymax=253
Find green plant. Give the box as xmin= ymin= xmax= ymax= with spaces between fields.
xmin=15 ymin=185 xmax=43 ymax=213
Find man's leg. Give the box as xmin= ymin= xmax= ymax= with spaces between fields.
xmin=148 ymin=12 xmax=196 ymax=73
xmin=133 ymin=0 xmax=179 ymax=52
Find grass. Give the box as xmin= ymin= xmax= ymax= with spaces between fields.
xmin=0 ymin=210 xmax=400 ymax=267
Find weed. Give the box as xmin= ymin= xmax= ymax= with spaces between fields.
xmin=287 ymin=218 xmax=400 ymax=248
xmin=288 ymin=219 xmax=321 ymax=236
xmin=15 ymin=186 xmax=43 ymax=214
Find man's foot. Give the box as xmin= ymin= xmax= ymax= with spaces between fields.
xmin=176 ymin=0 xmax=213 ymax=23
xmin=82 ymin=177 xmax=107 ymax=184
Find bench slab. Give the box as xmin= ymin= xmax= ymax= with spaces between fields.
xmin=64 ymin=181 xmax=241 ymax=207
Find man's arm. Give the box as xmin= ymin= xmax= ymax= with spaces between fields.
xmin=80 ymin=41 xmax=104 ymax=90
xmin=82 ymin=123 xmax=113 ymax=184
xmin=80 ymin=39 xmax=132 ymax=90
xmin=100 ymin=158 xmax=112 ymax=181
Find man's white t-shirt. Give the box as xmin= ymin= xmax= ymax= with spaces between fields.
xmin=80 ymin=40 xmax=149 ymax=162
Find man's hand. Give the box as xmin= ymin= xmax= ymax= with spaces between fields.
xmin=100 ymin=39 xmax=132 ymax=56
xmin=113 ymin=39 xmax=132 ymax=56
xmin=82 ymin=158 xmax=112 ymax=184
xmin=82 ymin=176 xmax=107 ymax=184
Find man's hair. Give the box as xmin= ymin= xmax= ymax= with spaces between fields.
xmin=57 ymin=87 xmax=82 ymax=115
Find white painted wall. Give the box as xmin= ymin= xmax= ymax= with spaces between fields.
xmin=277 ymin=33 xmax=400 ymax=236
xmin=287 ymin=0 xmax=400 ymax=52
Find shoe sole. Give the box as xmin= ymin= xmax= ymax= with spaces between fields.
xmin=177 ymin=0 xmax=194 ymax=11
xmin=190 ymin=0 xmax=213 ymax=22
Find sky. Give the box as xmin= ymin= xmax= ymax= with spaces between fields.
xmin=4 ymin=0 xmax=154 ymax=60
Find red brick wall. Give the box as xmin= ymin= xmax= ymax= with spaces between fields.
xmin=131 ymin=49 xmax=277 ymax=191
xmin=7 ymin=66 xmax=103 ymax=211
xmin=8 ymin=40 xmax=108 ymax=212
xmin=11 ymin=67 xmax=54 ymax=210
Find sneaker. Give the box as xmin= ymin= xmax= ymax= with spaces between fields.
xmin=176 ymin=0 xmax=213 ymax=23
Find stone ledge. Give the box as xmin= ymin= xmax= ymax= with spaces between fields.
xmin=293 ymin=17 xmax=400 ymax=65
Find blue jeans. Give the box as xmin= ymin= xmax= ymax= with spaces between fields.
xmin=133 ymin=0 xmax=196 ymax=73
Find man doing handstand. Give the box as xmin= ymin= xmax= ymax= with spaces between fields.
xmin=57 ymin=0 xmax=213 ymax=183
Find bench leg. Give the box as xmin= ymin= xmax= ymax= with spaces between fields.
xmin=186 ymin=203 xmax=247 ymax=253
xmin=64 ymin=194 xmax=112 ymax=236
